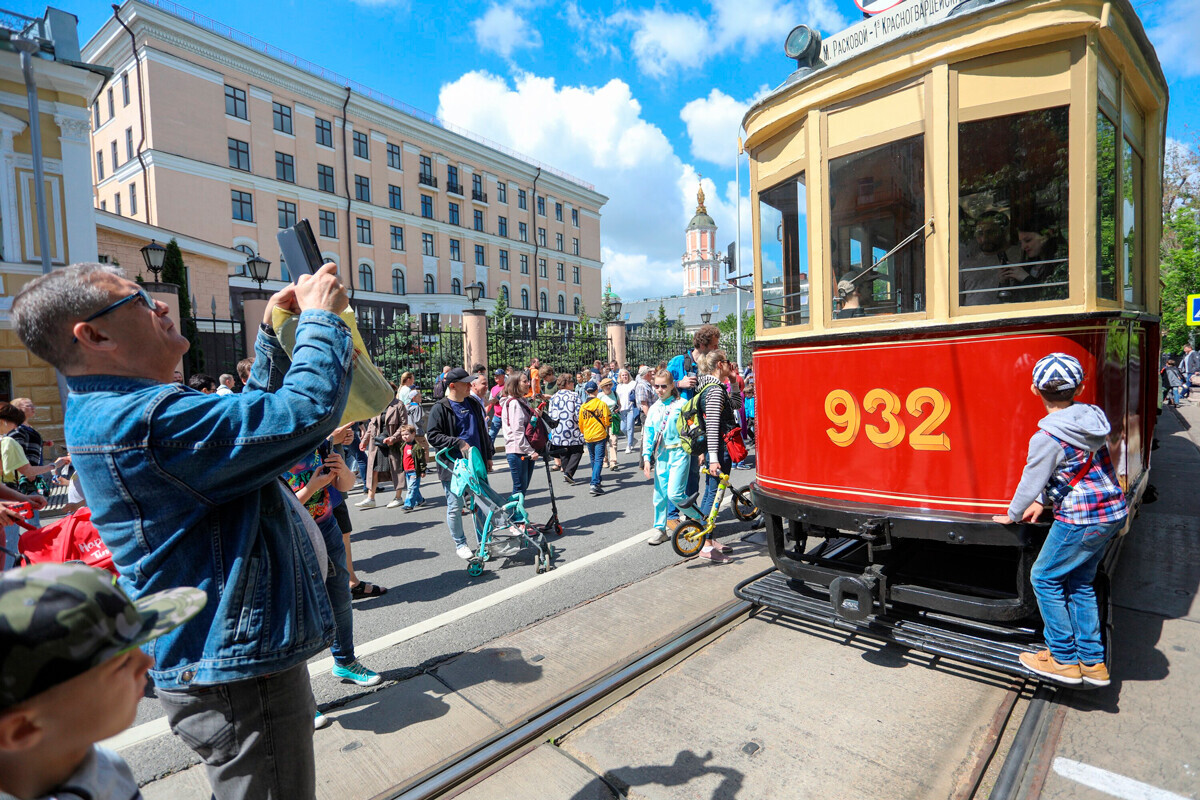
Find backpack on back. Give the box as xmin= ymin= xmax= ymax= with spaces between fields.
xmin=676 ymin=383 xmax=718 ymax=455
xmin=433 ymin=375 xmax=447 ymax=400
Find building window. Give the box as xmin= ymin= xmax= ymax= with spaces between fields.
xmin=353 ymin=131 xmax=369 ymax=159
xmin=572 ymin=265 xmax=580 ymax=284
xmin=319 ymin=209 xmax=337 ymax=238
xmin=425 ymin=274 xmax=435 ymax=293
xmin=498 ymin=217 xmax=508 ymax=237
xmin=419 ymin=154 xmax=434 ymax=186
xmin=537 ymin=196 xmax=545 ymax=216
xmin=96 ymin=150 xmax=104 ymax=179
xmin=114 ymin=193 xmax=121 ymax=216
xmin=355 ymin=174 xmax=370 ymax=202
xmin=518 ymin=189 xmax=527 ymax=210
xmin=107 ymin=88 xmax=115 ymax=118
xmin=111 ymin=141 xmax=118 ymax=169
xmin=447 ymin=165 xmax=461 ymax=194
xmin=518 ymin=222 xmax=528 ymax=242
xmin=555 ymin=232 xmax=563 ymax=251
xmin=390 ymin=225 xmax=404 ymax=251
xmin=421 ymin=195 xmax=433 ymax=218
xmin=358 ymin=264 xmax=374 ymax=291
xmin=422 ymin=233 xmax=435 ymax=255
xmin=122 ymin=73 xmax=130 ymax=106
xmin=500 ymin=285 xmax=510 ymax=303
xmin=556 ymin=262 xmax=564 ymax=281
xmin=232 ymin=190 xmax=253 ymax=221
xmin=449 ymin=239 xmax=461 ymax=261
xmin=557 ymin=295 xmax=565 ymax=314
xmin=315 ymin=117 xmax=333 ymax=147
xmin=572 ymin=208 xmax=579 ymax=226
xmin=272 ymin=102 xmax=292 ymax=134
xmin=537 ymin=228 xmax=546 ymax=247
xmin=100 ymin=200 xmax=106 ymax=211
xmin=473 ymin=209 xmax=484 ymax=231
xmin=448 ymin=202 xmax=461 ymax=226
xmin=93 ymin=101 xmax=100 ymax=128
xmin=225 ymin=86 xmax=247 ymax=118
xmin=275 ymin=152 xmax=295 ymax=183
xmin=539 ymin=291 xmax=548 ymax=312
xmin=278 ymin=200 xmax=297 ymax=229
xmin=497 ymin=183 xmax=507 ymax=203
xmin=499 ymin=250 xmax=509 ymax=270
xmin=538 ymin=258 xmax=547 ymax=278
xmin=125 ymin=127 xmax=134 ymax=160
xmin=356 ymin=218 xmax=372 ymax=244
xmin=555 ymin=202 xmax=563 ymax=221
xmin=388 ymin=185 xmax=402 ymax=210
xmin=520 ymin=255 xmax=529 ymax=274
xmin=129 ymin=183 xmax=137 ymax=216
xmin=452 ymin=278 xmax=462 ymax=295
xmin=573 ymin=237 xmax=579 ymax=255
xmin=475 ymin=244 xmax=485 ymax=265
xmin=387 ymin=142 xmax=401 ymax=169
xmin=392 ymin=268 xmax=405 ymax=294
xmin=521 ymin=288 xmax=529 ymax=309
xmin=472 ymin=173 xmax=484 ymax=201
xmin=318 ymin=164 xmax=335 ymax=193
xmin=574 ymin=296 xmax=581 ymax=314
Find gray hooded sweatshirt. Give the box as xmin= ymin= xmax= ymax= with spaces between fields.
xmin=1006 ymin=403 xmax=1111 ymax=521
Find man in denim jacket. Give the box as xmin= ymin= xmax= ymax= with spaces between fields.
xmin=11 ymin=262 xmax=353 ymax=800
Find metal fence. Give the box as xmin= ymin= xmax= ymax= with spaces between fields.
xmin=486 ymin=323 xmax=609 ymax=375
xmin=626 ymin=330 xmax=692 ymax=371
xmin=187 ymin=317 xmax=245 ymax=380
xmin=361 ymin=319 xmax=465 ymax=391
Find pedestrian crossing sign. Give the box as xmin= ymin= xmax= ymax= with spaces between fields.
xmin=1190 ymin=294 xmax=1200 ymax=327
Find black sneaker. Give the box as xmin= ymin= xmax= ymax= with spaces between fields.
xmin=590 ymin=485 xmax=604 ymax=495
xmin=563 ymin=475 xmax=576 ymax=486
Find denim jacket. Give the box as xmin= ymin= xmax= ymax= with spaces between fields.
xmin=65 ymin=310 xmax=353 ymax=690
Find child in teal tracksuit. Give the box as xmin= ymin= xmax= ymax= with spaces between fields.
xmin=641 ymin=371 xmax=703 ymax=547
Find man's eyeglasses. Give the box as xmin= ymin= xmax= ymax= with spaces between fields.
xmin=73 ymin=288 xmax=156 ymax=343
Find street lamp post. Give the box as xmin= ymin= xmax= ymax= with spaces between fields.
xmin=140 ymin=239 xmax=167 ymax=281
xmin=465 ymin=281 xmax=483 ymax=309
xmin=700 ymin=311 xmax=712 ymax=325
xmin=245 ymin=253 xmax=271 ymax=290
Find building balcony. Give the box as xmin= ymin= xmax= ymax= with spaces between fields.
xmin=447 ymin=182 xmax=464 ymax=196
xmin=472 ymin=190 xmax=488 ymax=203
xmin=418 ymin=173 xmax=438 ymax=188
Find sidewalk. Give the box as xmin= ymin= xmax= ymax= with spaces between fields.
xmin=1040 ymin=402 xmax=1200 ymax=799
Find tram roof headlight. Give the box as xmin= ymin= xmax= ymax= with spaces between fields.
xmin=784 ymin=25 xmax=822 ymax=68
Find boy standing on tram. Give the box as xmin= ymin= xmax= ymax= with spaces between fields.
xmin=993 ymin=354 xmax=1127 ymax=687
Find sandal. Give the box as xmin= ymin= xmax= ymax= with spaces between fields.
xmin=350 ymin=581 xmax=387 ymax=599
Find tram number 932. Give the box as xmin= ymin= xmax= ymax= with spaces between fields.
xmin=824 ymin=388 xmax=952 ymax=452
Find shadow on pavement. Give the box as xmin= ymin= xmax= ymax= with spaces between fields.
xmin=568 ymin=749 xmax=745 ymax=800
xmin=352 ymin=546 xmax=438 ymax=573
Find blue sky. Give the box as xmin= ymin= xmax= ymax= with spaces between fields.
xmin=58 ymin=0 xmax=1200 ymax=300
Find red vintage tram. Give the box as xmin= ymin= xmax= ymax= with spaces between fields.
xmin=739 ymin=0 xmax=1166 ymax=669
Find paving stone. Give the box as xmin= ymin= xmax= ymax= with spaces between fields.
xmin=455 ymin=743 xmax=619 ymax=800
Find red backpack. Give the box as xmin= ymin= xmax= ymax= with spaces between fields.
xmin=18 ymin=507 xmax=118 ymax=575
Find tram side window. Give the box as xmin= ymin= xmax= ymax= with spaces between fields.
xmin=829 ymin=135 xmax=925 ymax=319
xmin=1122 ymin=139 xmax=1143 ymax=306
xmin=958 ymin=106 xmax=1069 ymax=307
xmin=1097 ymin=112 xmax=1119 ymax=301
xmin=758 ymin=173 xmax=809 ymax=328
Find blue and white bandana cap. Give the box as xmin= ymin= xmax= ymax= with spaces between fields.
xmin=1032 ymin=353 xmax=1084 ymax=390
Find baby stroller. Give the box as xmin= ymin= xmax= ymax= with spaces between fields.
xmin=436 ymin=447 xmax=555 ymax=577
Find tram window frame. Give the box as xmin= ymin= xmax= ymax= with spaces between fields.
xmin=755 ymin=171 xmax=811 ymax=331
xmin=1096 ymin=108 xmax=1120 ymax=304
xmin=1120 ymin=90 xmax=1145 ymax=309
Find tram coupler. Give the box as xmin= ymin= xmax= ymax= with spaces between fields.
xmin=829 ymin=570 xmax=881 ymax=622
xmin=858 ymin=517 xmax=892 ymax=557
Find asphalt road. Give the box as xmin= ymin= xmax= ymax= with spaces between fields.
xmin=119 ymin=438 xmax=761 ymax=783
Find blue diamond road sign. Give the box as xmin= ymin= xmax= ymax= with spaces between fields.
xmin=1190 ymin=294 xmax=1200 ymax=327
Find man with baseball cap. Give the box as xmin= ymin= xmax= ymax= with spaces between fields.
xmin=426 ymin=367 xmax=495 ymax=558
xmin=0 ymin=562 xmax=205 ymax=800
xmin=992 ymin=352 xmax=1127 ymax=687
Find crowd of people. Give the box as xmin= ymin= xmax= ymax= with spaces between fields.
xmin=0 ymin=262 xmax=757 ymax=800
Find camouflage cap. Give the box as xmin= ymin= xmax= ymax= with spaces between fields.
xmin=0 ymin=562 xmax=206 ymax=711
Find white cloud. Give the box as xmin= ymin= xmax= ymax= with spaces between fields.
xmin=612 ymin=8 xmax=709 ymax=78
xmin=472 ymin=3 xmax=542 ymax=59
xmin=562 ymin=2 xmax=621 ymax=62
xmin=680 ymin=88 xmax=750 ymax=165
xmin=1147 ymin=0 xmax=1200 ymax=77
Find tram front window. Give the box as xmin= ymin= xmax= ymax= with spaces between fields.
xmin=828 ymin=135 xmax=925 ymax=320
xmin=758 ymin=173 xmax=809 ymax=328
xmin=958 ymin=106 xmax=1070 ymax=307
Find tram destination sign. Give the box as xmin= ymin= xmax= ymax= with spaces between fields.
xmin=821 ymin=0 xmax=971 ymax=67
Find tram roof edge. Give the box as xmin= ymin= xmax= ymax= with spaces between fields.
xmin=743 ymin=0 xmax=1166 ymax=133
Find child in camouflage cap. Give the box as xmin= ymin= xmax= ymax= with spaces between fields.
xmin=0 ymin=562 xmax=205 ymax=800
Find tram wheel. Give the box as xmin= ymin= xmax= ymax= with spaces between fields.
xmin=732 ymin=493 xmax=759 ymax=521
xmin=672 ymin=520 xmax=707 ymax=558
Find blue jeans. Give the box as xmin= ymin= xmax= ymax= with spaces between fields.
xmin=587 ymin=440 xmax=606 ymax=487
xmin=700 ymin=449 xmax=732 ymax=516
xmin=442 ymin=477 xmax=485 ymax=549
xmin=488 ymin=415 xmax=503 ymax=441
xmin=622 ymin=406 xmax=640 ymax=450
xmin=506 ymin=453 xmax=536 ymax=497
xmin=1030 ymin=518 xmax=1123 ymax=665
xmin=318 ymin=515 xmax=355 ymax=666
xmin=403 ymin=471 xmax=424 ymax=507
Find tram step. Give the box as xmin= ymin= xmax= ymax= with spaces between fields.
xmin=735 ymin=570 xmax=1044 ymax=679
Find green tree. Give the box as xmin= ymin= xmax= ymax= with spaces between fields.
xmin=600 ymin=280 xmax=617 ymax=325
xmin=717 ymin=310 xmax=755 ymax=350
xmin=1161 ymin=137 xmax=1200 ymax=351
xmin=655 ymin=303 xmax=670 ymax=337
xmin=487 ymin=289 xmax=523 ymax=370
xmin=160 ymin=239 xmax=203 ymax=375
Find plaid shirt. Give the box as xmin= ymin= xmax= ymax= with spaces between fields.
xmin=1044 ymin=434 xmax=1127 ymax=524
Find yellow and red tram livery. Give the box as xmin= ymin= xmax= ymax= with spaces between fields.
xmin=740 ymin=0 xmax=1166 ymax=657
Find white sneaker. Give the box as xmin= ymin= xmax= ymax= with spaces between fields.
xmin=624 ymin=447 xmax=632 ymax=454
xmin=355 ymin=497 xmax=376 ymax=508
xmin=386 ymin=499 xmax=403 ymax=509
xmin=647 ymin=529 xmax=670 ymax=545
xmin=456 ymin=544 xmax=474 ymax=560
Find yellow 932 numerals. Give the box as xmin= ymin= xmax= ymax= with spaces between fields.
xmin=824 ymin=388 xmax=951 ymax=451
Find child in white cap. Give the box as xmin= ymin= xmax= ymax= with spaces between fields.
xmin=993 ymin=353 xmax=1127 ymax=687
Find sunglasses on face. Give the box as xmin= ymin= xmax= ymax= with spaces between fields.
xmin=73 ymin=288 xmax=156 ymax=343
xmin=654 ymin=384 xmax=671 ymax=389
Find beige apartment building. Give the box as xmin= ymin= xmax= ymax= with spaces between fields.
xmin=82 ymin=0 xmax=607 ymax=332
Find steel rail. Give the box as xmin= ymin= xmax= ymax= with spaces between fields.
xmin=986 ymin=683 xmax=1058 ymax=800
xmin=376 ymin=598 xmax=755 ymax=800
